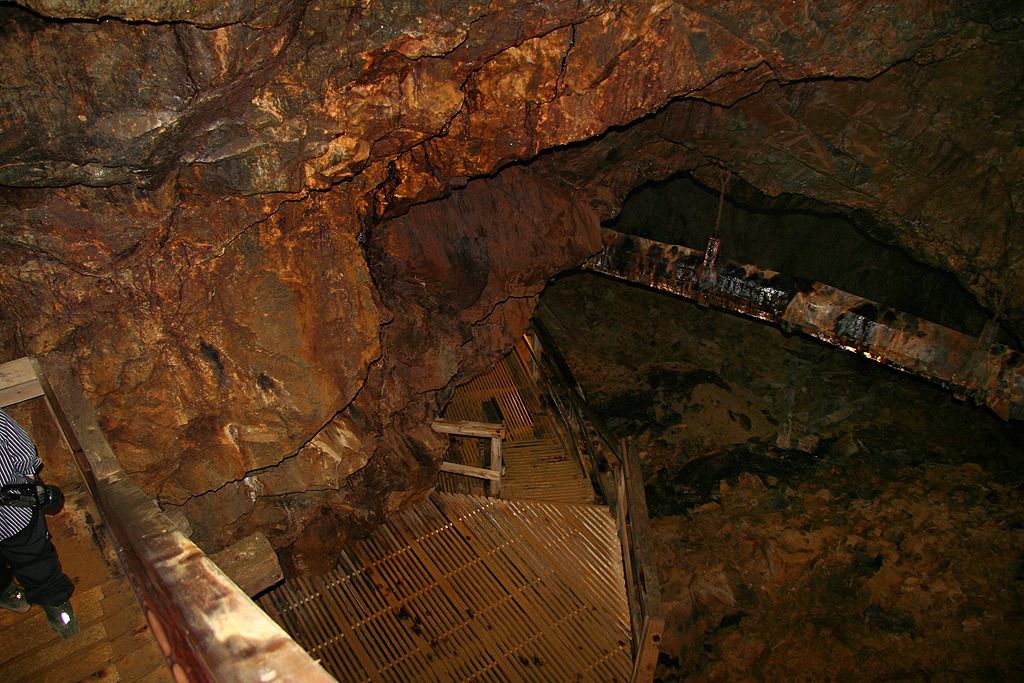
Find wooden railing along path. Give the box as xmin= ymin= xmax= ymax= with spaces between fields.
xmin=520 ymin=322 xmax=664 ymax=682
xmin=0 ymin=354 xmax=334 ymax=683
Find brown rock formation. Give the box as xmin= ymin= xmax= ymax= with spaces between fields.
xmin=1 ymin=1 xmax=1021 ymax=562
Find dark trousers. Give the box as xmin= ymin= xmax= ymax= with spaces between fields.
xmin=0 ymin=510 xmax=74 ymax=606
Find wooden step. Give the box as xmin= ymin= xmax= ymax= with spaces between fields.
xmin=260 ymin=493 xmax=632 ymax=683
xmin=0 ymin=574 xmax=170 ymax=683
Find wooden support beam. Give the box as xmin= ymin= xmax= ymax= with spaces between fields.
xmin=0 ymin=357 xmax=44 ymax=408
xmin=585 ymin=228 xmax=1024 ymax=421
xmin=438 ymin=461 xmax=501 ymax=481
xmin=210 ymin=532 xmax=284 ymax=597
xmin=431 ymin=419 xmax=506 ymax=439
xmin=488 ymin=437 xmax=503 ymax=497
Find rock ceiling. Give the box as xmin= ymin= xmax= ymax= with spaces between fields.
xmin=1 ymin=1 xmax=1020 ymax=567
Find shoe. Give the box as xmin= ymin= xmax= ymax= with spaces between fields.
xmin=0 ymin=582 xmax=30 ymax=613
xmin=43 ymin=601 xmax=79 ymax=639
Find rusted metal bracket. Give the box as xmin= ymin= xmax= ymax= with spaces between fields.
xmin=696 ymin=235 xmax=720 ymax=306
xmin=584 ymin=229 xmax=1024 ymax=421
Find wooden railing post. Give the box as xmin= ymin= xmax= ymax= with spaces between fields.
xmin=488 ymin=436 xmax=503 ymax=497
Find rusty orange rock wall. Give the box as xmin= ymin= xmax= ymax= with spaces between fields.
xmin=175 ymin=168 xmax=599 ymax=571
xmin=1 ymin=1 xmax=1020 ymax=560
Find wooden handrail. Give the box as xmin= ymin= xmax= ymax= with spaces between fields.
xmin=522 ymin=323 xmax=663 ymax=682
xmin=6 ymin=353 xmax=337 ymax=683
xmin=620 ymin=438 xmax=665 ymax=681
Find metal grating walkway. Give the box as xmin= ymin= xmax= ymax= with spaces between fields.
xmin=260 ymin=492 xmax=632 ymax=682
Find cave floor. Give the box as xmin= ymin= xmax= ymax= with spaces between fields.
xmin=539 ymin=273 xmax=1024 ymax=682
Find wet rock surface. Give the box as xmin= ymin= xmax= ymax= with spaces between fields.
xmin=1 ymin=1 xmax=1022 ymax=563
xmin=540 ymin=273 xmax=1024 ymax=681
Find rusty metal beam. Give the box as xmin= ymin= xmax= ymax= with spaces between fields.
xmin=583 ymin=229 xmax=1024 ymax=421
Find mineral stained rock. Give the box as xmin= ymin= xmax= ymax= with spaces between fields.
xmin=1 ymin=1 xmax=1021 ymax=560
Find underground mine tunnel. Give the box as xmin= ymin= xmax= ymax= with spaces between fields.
xmin=1 ymin=1 xmax=1023 ymax=681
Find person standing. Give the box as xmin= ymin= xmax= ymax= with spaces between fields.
xmin=0 ymin=408 xmax=77 ymax=638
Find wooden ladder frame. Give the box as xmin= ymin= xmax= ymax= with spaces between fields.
xmin=431 ymin=418 xmax=506 ymax=496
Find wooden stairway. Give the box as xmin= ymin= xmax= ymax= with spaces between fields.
xmin=257 ymin=337 xmax=644 ymax=682
xmin=259 ymin=492 xmax=632 ymax=682
xmin=0 ymin=573 xmax=171 ymax=683
xmin=439 ymin=346 xmax=596 ymax=505
xmin=0 ymin=485 xmax=170 ymax=683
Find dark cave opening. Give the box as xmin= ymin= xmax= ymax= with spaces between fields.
xmin=605 ymin=170 xmax=1017 ymax=346
xmin=532 ymin=174 xmax=1024 ymax=681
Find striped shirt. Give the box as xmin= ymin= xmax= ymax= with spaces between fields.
xmin=0 ymin=409 xmax=42 ymax=540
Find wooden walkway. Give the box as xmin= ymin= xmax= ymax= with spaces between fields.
xmin=257 ymin=338 xmax=639 ymax=681
xmin=0 ymin=572 xmax=170 ymax=683
xmin=0 ymin=453 xmax=170 ymax=683
xmin=259 ymin=492 xmax=631 ymax=682
xmin=439 ymin=345 xmax=595 ymax=505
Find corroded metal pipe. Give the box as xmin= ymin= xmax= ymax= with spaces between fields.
xmin=583 ymin=229 xmax=1024 ymax=421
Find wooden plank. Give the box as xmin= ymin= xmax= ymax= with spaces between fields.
xmin=431 ymin=419 xmax=506 ymax=439
xmin=438 ymin=460 xmax=501 ymax=481
xmin=210 ymin=532 xmax=283 ymax=597
xmin=0 ymin=378 xmax=44 ymax=408
xmin=0 ymin=356 xmax=38 ymax=391
xmin=489 ymin=437 xmax=503 ymax=497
